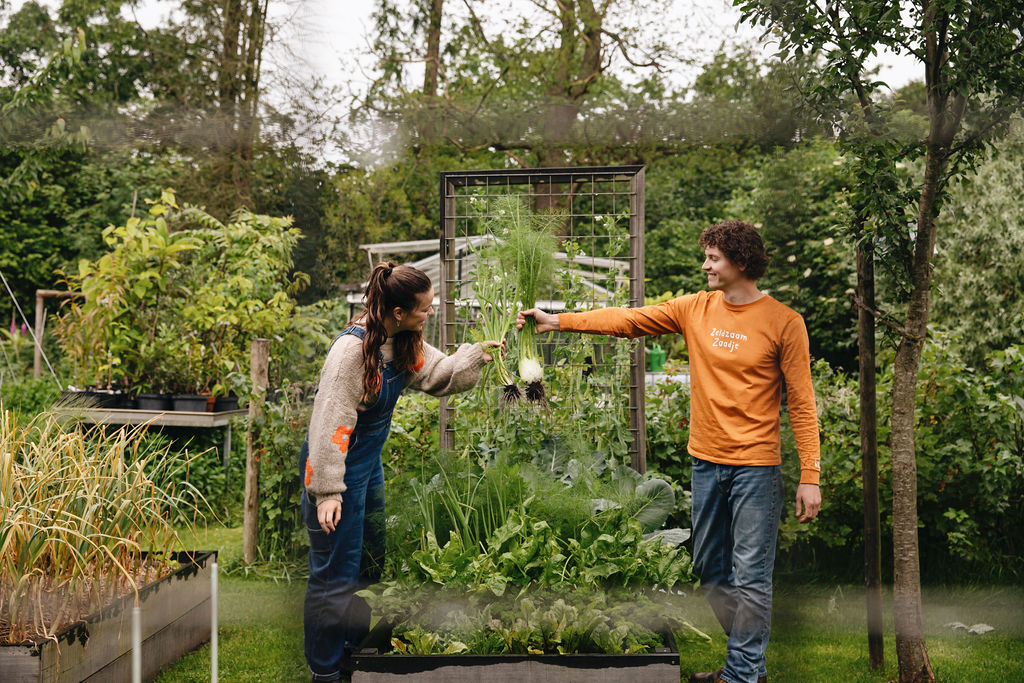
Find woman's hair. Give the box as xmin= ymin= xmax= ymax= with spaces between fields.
xmin=698 ymin=220 xmax=770 ymax=281
xmin=354 ymin=261 xmax=432 ymax=403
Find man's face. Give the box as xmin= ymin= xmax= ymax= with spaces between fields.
xmin=702 ymin=246 xmax=746 ymax=291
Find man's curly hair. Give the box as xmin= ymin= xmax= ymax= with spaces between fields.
xmin=698 ymin=220 xmax=770 ymax=281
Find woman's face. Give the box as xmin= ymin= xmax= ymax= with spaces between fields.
xmin=393 ymin=286 xmax=435 ymax=333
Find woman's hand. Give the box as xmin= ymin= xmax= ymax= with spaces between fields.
xmin=517 ymin=308 xmax=559 ymax=333
xmin=317 ymin=499 xmax=342 ymax=534
xmin=479 ymin=340 xmax=506 ymax=363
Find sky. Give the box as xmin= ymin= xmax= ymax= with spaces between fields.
xmin=276 ymin=0 xmax=921 ymax=94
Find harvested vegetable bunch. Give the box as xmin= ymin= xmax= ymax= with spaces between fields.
xmin=469 ymin=240 xmax=521 ymax=404
xmin=491 ymin=196 xmax=560 ymax=403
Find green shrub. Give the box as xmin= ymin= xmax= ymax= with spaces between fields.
xmin=0 ymin=377 xmax=61 ymax=419
xmin=644 ymin=378 xmax=693 ymax=528
xmin=777 ymin=333 xmax=1024 ymax=581
xmin=56 ymin=189 xmax=307 ymax=396
xmin=252 ymin=385 xmax=312 ymax=562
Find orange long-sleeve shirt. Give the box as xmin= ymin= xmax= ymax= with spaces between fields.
xmin=559 ymin=290 xmax=821 ymax=484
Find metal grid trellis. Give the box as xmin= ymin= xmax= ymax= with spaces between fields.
xmin=438 ymin=165 xmax=648 ymax=472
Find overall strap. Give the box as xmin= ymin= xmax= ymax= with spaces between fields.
xmin=340 ymin=325 xmax=365 ymax=340
xmin=334 ymin=324 xmax=386 ymax=364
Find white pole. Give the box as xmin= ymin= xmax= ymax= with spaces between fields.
xmin=211 ymin=560 xmax=219 ymax=683
xmin=132 ymin=606 xmax=142 ymax=683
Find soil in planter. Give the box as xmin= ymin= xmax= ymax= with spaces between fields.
xmin=0 ymin=555 xmax=176 ymax=645
xmin=0 ymin=551 xmax=215 ymax=683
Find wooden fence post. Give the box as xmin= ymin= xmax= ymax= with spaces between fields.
xmin=243 ymin=338 xmax=270 ymax=564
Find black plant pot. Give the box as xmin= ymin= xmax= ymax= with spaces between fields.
xmin=213 ymin=395 xmax=239 ymax=412
xmin=86 ymin=389 xmax=123 ymax=408
xmin=171 ymin=394 xmax=210 ymax=412
xmin=58 ymin=388 xmax=89 ymax=405
xmin=136 ymin=393 xmax=173 ymax=411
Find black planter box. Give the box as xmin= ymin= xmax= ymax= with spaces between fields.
xmin=0 ymin=551 xmax=215 ymax=683
xmin=213 ymin=395 xmax=239 ymax=412
xmin=350 ymin=633 xmax=679 ymax=682
xmin=171 ymin=394 xmax=210 ymax=412
xmin=136 ymin=393 xmax=173 ymax=411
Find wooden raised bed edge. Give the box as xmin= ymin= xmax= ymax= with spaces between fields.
xmin=0 ymin=550 xmax=216 ymax=683
xmin=351 ymin=628 xmax=680 ymax=683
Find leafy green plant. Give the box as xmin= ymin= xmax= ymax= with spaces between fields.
xmin=174 ymin=205 xmax=308 ymax=397
xmin=0 ymin=377 xmax=61 ymax=420
xmin=362 ymin=585 xmax=703 ymax=656
xmin=252 ymin=384 xmax=313 ymax=562
xmin=0 ymin=323 xmax=33 ymax=385
xmin=56 ymin=189 xmax=201 ymax=390
xmin=468 ymin=238 xmax=521 ymax=402
xmin=775 ymin=331 xmax=1024 ymax=581
xmin=56 ymin=189 xmax=306 ymax=397
xmin=393 ymin=473 xmax=692 ymax=596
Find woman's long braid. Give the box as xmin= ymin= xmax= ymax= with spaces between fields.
xmin=357 ymin=262 xmax=430 ymax=404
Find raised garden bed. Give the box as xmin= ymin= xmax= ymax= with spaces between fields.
xmin=350 ymin=639 xmax=679 ymax=682
xmin=0 ymin=551 xmax=216 ymax=683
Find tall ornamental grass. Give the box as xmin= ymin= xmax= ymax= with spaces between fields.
xmin=0 ymin=409 xmax=205 ymax=644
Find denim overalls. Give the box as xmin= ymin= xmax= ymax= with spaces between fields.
xmin=299 ymin=326 xmax=404 ymax=681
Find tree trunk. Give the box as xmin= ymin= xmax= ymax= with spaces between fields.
xmin=891 ymin=328 xmax=934 ymax=683
xmin=423 ymin=0 xmax=443 ymax=98
xmin=890 ymin=28 xmax=968 ymax=669
xmin=891 ymin=140 xmax=951 ymax=683
xmin=535 ymin=0 xmax=604 ymax=213
xmin=233 ymin=0 xmax=268 ymax=207
xmin=857 ymin=242 xmax=884 ymax=670
xmin=537 ymin=1 xmax=578 ymax=171
xmin=219 ymin=0 xmax=243 ymax=115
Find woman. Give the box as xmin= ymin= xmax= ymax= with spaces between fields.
xmin=299 ymin=261 xmax=501 ymax=682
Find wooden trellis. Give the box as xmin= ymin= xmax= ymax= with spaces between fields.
xmin=437 ymin=165 xmax=649 ymax=472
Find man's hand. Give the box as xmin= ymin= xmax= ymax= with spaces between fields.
xmin=317 ymin=499 xmax=342 ymax=533
xmin=795 ymin=483 xmax=821 ymax=523
xmin=517 ymin=308 xmax=559 ymax=333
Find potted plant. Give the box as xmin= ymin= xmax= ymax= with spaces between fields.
xmin=56 ymin=191 xmax=306 ymax=411
xmin=56 ymin=190 xmax=202 ymax=405
xmin=212 ymin=370 xmax=245 ymax=412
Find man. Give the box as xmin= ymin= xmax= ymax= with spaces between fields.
xmin=518 ymin=220 xmax=821 ymax=683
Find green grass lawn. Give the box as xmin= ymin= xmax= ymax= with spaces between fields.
xmin=158 ymin=526 xmax=1024 ymax=682
xmin=680 ymin=583 xmax=1024 ymax=682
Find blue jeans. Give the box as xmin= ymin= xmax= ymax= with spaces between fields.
xmin=301 ymin=445 xmax=386 ymax=681
xmin=691 ymin=457 xmax=784 ymax=683
xmin=302 ymin=326 xmax=400 ymax=681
